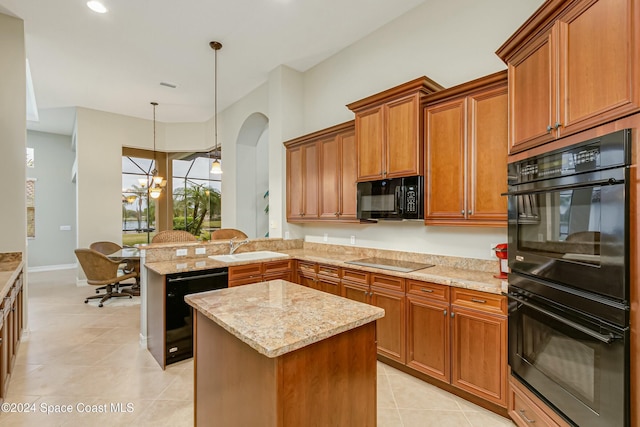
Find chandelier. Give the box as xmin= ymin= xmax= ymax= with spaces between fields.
xmin=148 ymin=101 xmax=166 ymax=199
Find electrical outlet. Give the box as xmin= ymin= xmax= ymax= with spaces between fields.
xmin=284 ymin=231 xmax=290 ymax=240
xmin=195 ymin=247 xmax=206 ymax=255
xmin=59 ymin=225 xmax=71 ymax=231
xmin=176 ymin=248 xmax=188 ymax=256
xmin=350 ymin=235 xmax=356 ymax=245
xmin=323 ymin=233 xmax=328 ymax=242
xmin=195 ymin=261 xmax=206 ymax=268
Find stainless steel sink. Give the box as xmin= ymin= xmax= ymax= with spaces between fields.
xmin=208 ymin=251 xmax=289 ymax=263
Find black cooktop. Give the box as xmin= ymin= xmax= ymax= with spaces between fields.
xmin=345 ymin=257 xmax=434 ymax=273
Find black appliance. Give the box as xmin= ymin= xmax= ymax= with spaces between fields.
xmin=507 ymin=129 xmax=631 ymax=301
xmin=506 ymin=129 xmax=632 ymax=427
xmin=165 ymin=268 xmax=228 ymax=365
xmin=357 ymin=176 xmax=423 ymax=220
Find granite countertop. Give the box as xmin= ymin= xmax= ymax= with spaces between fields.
xmin=145 ymin=248 xmax=505 ymax=295
xmin=185 ymin=279 xmax=385 ymax=358
xmin=0 ymin=255 xmax=24 ymax=302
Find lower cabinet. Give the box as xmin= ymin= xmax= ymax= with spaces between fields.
xmin=509 ymin=374 xmax=571 ymax=427
xmin=342 ymin=269 xmax=406 ymax=364
xmin=406 ymin=280 xmax=508 ymax=407
xmin=1 ymin=269 xmax=23 ymax=401
xmin=228 ymin=260 xmax=293 ymax=287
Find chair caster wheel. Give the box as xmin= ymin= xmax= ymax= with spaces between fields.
xmin=98 ymin=303 xmax=103 ymax=307
xmin=129 ymin=296 xmax=132 ymax=299
xmin=84 ymin=299 xmax=88 ymax=303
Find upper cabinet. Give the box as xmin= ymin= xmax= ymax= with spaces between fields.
xmin=424 ymin=71 xmax=508 ymax=227
xmin=284 ymin=121 xmax=357 ymax=223
xmin=497 ymin=0 xmax=640 ymax=154
xmin=347 ymin=77 xmax=444 ymax=181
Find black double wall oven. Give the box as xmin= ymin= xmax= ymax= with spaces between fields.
xmin=506 ymin=129 xmax=631 ymax=427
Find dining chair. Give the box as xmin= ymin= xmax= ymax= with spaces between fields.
xmin=74 ymin=249 xmax=136 ymax=307
xmin=210 ymin=228 xmax=248 ymax=240
xmin=151 ymin=230 xmax=197 ymax=243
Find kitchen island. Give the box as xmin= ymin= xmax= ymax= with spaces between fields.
xmin=185 ymin=279 xmax=385 ymax=427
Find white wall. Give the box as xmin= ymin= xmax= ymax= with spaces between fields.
xmin=255 ymin=128 xmax=269 ymax=238
xmin=0 ymin=13 xmax=26 ymax=254
xmin=26 ymin=131 xmax=76 ymax=268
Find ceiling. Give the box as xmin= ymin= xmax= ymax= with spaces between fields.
xmin=0 ymin=0 xmax=428 ymax=135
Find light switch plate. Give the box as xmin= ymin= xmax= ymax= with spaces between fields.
xmin=176 ymin=248 xmax=188 ymax=256
xmin=323 ymin=233 xmax=328 ymax=242
xmin=59 ymin=225 xmax=71 ymax=231
xmin=195 ymin=247 xmax=206 ymax=255
xmin=350 ymin=235 xmax=356 ymax=245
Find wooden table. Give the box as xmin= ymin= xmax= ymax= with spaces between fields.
xmin=185 ymin=280 xmax=384 ymax=427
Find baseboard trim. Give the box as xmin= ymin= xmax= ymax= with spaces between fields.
xmin=27 ymin=263 xmax=77 ymax=273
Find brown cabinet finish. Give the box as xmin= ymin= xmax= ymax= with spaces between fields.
xmin=348 ymin=77 xmax=444 ymax=181
xmin=509 ymin=375 xmax=572 ymax=427
xmin=497 ymin=0 xmax=640 ymax=153
xmin=285 ymin=121 xmax=357 ymax=222
xmin=425 ymin=71 xmax=508 ymax=226
xmin=229 ymin=260 xmax=294 ymax=287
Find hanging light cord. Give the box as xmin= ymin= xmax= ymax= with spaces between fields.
xmin=151 ymin=101 xmax=158 ymax=174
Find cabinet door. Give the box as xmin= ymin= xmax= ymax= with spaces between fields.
xmin=406 ymin=295 xmax=450 ymax=383
xmin=317 ymin=277 xmax=341 ymax=295
xmin=342 ymin=281 xmax=369 ymax=304
xmin=386 ymin=94 xmax=422 ymax=178
xmin=467 ymin=86 xmax=508 ymax=225
xmin=371 ymin=287 xmax=406 ymax=364
xmin=508 ymin=28 xmax=556 ymax=153
xmin=558 ymin=0 xmax=640 ymax=137
xmin=425 ymin=98 xmax=466 ymax=222
xmin=451 ymin=306 xmax=507 ymax=406
xmin=286 ymin=145 xmax=304 ymax=220
xmin=319 ymin=135 xmax=340 ymax=219
xmin=338 ymin=130 xmax=357 ymax=219
xmin=356 ymin=106 xmax=384 ymax=181
xmin=303 ymin=142 xmax=319 ymax=219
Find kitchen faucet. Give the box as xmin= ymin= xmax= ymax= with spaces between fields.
xmin=229 ymin=237 xmax=250 ymax=254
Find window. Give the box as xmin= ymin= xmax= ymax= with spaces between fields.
xmin=122 ymin=156 xmax=157 ymax=245
xmin=26 ymin=178 xmax=36 ymax=238
xmin=26 ymin=147 xmax=34 ymax=168
xmin=172 ymin=155 xmax=221 ymax=240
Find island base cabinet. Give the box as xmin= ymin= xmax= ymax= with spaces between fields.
xmin=194 ymin=311 xmax=377 ymax=427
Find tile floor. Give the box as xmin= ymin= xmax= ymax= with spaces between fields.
xmin=0 ymin=268 xmax=515 ymax=427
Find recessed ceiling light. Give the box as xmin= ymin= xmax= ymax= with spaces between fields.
xmin=87 ymin=1 xmax=108 ymax=14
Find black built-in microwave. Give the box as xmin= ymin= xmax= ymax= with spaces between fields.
xmin=357 ymin=176 xmax=423 ymax=220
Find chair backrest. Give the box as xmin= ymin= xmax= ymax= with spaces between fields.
xmin=210 ymin=228 xmax=248 ymax=240
xmin=151 ymin=230 xmax=198 ymax=243
xmin=89 ymin=241 xmax=122 ymax=255
xmin=75 ymin=248 xmax=121 ymax=285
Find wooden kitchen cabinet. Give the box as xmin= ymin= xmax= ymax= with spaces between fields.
xmin=341 ymin=269 xmax=406 ymax=363
xmin=509 ymin=374 xmax=572 ymax=427
xmin=285 ymin=121 xmax=357 ymax=222
xmin=347 ymin=77 xmax=444 ymax=181
xmin=228 ymin=260 xmax=293 ymax=287
xmin=406 ymin=280 xmax=450 ymax=383
xmin=285 ymin=141 xmax=318 ymax=220
xmin=450 ymin=288 xmax=507 ymax=407
xmin=1 ymin=269 xmax=23 ymax=400
xmin=497 ymin=0 xmax=640 ymax=153
xmin=424 ymin=71 xmax=507 ymax=226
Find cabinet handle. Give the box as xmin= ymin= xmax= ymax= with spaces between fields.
xmin=334 ymin=212 xmax=339 ymax=216
xmin=468 ymin=210 xmax=473 ymax=215
xmin=470 ymin=298 xmax=486 ymax=304
xmin=420 ymin=288 xmax=433 ymax=293
xmin=451 ymin=312 xmax=455 ymax=318
xmin=443 ymin=309 xmax=447 ymax=316
xmin=519 ymin=409 xmax=536 ymax=424
xmin=546 ymin=125 xmax=553 ymax=132
xmin=554 ymin=122 xmax=561 ymax=130
xmin=460 ymin=210 xmax=465 ymax=215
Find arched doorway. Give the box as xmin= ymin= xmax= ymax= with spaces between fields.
xmin=235 ymin=113 xmax=269 ymax=238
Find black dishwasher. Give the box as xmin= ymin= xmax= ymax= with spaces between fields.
xmin=165 ymin=268 xmax=228 ymax=365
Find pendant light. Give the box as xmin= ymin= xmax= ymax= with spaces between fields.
xmin=210 ymin=41 xmax=223 ymax=174
xmin=149 ymin=101 xmax=166 ymax=199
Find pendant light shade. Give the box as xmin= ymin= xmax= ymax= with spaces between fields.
xmin=210 ymin=41 xmax=223 ymax=175
xmin=149 ymin=102 xmax=166 ymax=198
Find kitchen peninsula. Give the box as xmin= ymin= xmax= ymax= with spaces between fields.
xmin=185 ymin=279 xmax=384 ymax=427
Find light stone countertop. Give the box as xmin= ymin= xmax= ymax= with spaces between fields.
xmin=185 ymin=279 xmax=385 ymax=358
xmin=0 ymin=254 xmax=24 ymax=304
xmin=145 ymin=248 xmax=505 ymax=295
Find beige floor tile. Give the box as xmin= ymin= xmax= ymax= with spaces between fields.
xmin=377 ymin=377 xmax=397 ymax=409
xmin=464 ymin=410 xmax=515 ymax=427
xmin=132 ymin=399 xmax=193 ymax=426
xmin=387 ymin=371 xmax=460 ymax=411
xmin=377 ymin=407 xmax=403 ymax=426
xmin=400 ymin=409 xmax=473 ymax=427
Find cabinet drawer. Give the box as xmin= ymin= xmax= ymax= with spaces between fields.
xmin=341 ymin=268 xmax=369 ymax=285
xmin=371 ymin=274 xmax=405 ymax=292
xmin=229 ymin=276 xmax=263 ymax=287
xmin=317 ymin=264 xmax=340 ymax=279
xmin=451 ymin=288 xmax=506 ymax=315
xmin=228 ymin=263 xmax=263 ymax=281
xmin=263 ymin=271 xmax=292 ymax=282
xmin=263 ymin=260 xmax=292 ymax=275
xmin=406 ymin=279 xmax=449 ymax=302
xmin=297 ymin=261 xmax=317 ymax=274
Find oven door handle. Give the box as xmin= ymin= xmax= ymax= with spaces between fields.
xmin=501 ymin=177 xmax=622 ymax=197
xmin=508 ymin=294 xmax=617 ymax=344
